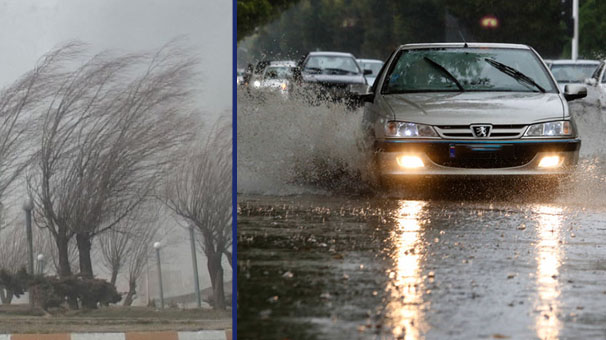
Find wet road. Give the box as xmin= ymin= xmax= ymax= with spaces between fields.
xmin=237 ymin=92 xmax=606 ymax=339
xmin=237 ymin=188 xmax=606 ymax=339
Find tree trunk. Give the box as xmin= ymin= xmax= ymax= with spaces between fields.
xmin=56 ymin=233 xmax=72 ymax=278
xmin=207 ymin=253 xmax=225 ymax=310
xmin=123 ymin=280 xmax=137 ymax=306
xmin=76 ymin=233 xmax=94 ymax=278
xmin=223 ymin=250 xmax=232 ymax=268
xmin=110 ymin=267 xmax=119 ymax=286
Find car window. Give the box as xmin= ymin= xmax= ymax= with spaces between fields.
xmin=591 ymin=63 xmax=603 ymax=80
xmin=598 ymin=64 xmax=606 ymax=84
xmin=304 ymin=55 xmax=360 ymax=75
xmin=550 ymin=64 xmax=599 ymax=84
xmin=382 ymin=48 xmax=557 ymax=94
xmin=263 ymin=66 xmax=292 ymax=80
xmin=360 ymin=62 xmax=383 ymax=75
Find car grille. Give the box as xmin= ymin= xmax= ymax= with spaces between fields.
xmin=426 ymin=143 xmax=536 ymax=169
xmin=435 ymin=124 xmax=527 ymax=139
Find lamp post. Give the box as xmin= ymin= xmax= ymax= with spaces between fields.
xmin=153 ymin=242 xmax=164 ymax=309
xmin=23 ymin=198 xmax=34 ymax=308
xmin=22 ymin=198 xmax=34 ymax=276
xmin=37 ymin=254 xmax=45 ymax=275
xmin=189 ymin=225 xmax=202 ymax=308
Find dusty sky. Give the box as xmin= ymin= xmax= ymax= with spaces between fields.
xmin=0 ymin=0 xmax=232 ymax=113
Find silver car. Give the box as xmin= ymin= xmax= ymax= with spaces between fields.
xmin=361 ymin=43 xmax=586 ymax=181
xmin=251 ymin=61 xmax=295 ymax=96
xmin=549 ymin=59 xmax=599 ymax=92
xmin=357 ymin=58 xmax=384 ymax=86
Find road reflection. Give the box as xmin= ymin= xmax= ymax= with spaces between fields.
xmin=386 ymin=200 xmax=428 ymax=339
xmin=533 ymin=205 xmax=563 ymax=340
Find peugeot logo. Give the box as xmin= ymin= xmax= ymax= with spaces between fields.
xmin=471 ymin=125 xmax=492 ymax=138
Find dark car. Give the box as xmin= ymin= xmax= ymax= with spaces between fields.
xmin=293 ymin=51 xmax=369 ymax=105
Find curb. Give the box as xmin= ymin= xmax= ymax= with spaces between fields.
xmin=0 ymin=330 xmax=231 ymax=340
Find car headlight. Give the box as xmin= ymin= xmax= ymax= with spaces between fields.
xmin=253 ymin=80 xmax=261 ymax=88
xmin=524 ymin=121 xmax=572 ymax=137
xmin=384 ymin=121 xmax=438 ymax=138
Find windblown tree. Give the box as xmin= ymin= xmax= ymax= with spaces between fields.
xmin=164 ymin=119 xmax=232 ymax=310
xmin=29 ymin=41 xmax=196 ymax=279
xmin=0 ymin=44 xmax=74 ymax=209
xmin=98 ymin=205 xmax=161 ymax=305
xmin=122 ymin=217 xmax=161 ymax=306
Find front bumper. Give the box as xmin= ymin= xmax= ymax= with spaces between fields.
xmin=376 ymin=139 xmax=581 ymax=176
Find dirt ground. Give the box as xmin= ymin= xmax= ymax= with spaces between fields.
xmin=0 ymin=305 xmax=231 ymax=333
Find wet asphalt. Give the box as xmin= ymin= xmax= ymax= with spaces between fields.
xmin=237 ymin=185 xmax=606 ymax=339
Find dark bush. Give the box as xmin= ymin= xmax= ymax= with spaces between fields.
xmin=0 ymin=267 xmax=31 ymax=304
xmin=29 ymin=275 xmax=121 ymax=310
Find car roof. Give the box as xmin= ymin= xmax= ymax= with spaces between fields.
xmin=268 ymin=60 xmax=296 ymax=67
xmin=550 ymin=59 xmax=600 ymax=65
xmin=308 ymin=51 xmax=356 ymax=57
xmin=399 ymin=42 xmax=531 ymax=50
xmin=357 ymin=59 xmax=383 ymax=63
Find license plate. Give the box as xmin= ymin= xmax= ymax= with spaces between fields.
xmin=449 ymin=144 xmax=513 ymax=159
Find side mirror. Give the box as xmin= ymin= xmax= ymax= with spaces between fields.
xmin=363 ymin=69 xmax=373 ymax=76
xmin=585 ymin=78 xmax=597 ymax=86
xmin=349 ymin=84 xmax=374 ymax=103
xmin=564 ymin=84 xmax=587 ymax=101
xmin=359 ymin=92 xmax=375 ymax=103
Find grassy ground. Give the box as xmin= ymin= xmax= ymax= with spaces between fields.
xmin=0 ymin=305 xmax=231 ymax=333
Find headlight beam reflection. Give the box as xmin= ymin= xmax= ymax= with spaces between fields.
xmin=533 ymin=205 xmax=564 ymax=340
xmin=386 ymin=200 xmax=427 ymax=339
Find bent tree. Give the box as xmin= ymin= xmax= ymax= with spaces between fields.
xmin=164 ymin=119 xmax=232 ymax=310
xmin=29 ymin=41 xmax=195 ymax=279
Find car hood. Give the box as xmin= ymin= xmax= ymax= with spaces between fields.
xmin=381 ymin=92 xmax=565 ymax=125
xmin=261 ymin=79 xmax=288 ymax=88
xmin=302 ymin=73 xmax=366 ymax=85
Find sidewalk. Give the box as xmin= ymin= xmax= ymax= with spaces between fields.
xmin=0 ymin=330 xmax=232 ymax=340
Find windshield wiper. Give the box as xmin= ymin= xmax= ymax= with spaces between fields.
xmin=324 ymin=67 xmax=356 ymax=75
xmin=484 ymin=58 xmax=546 ymax=93
xmin=304 ymin=66 xmax=323 ymax=74
xmin=423 ymin=57 xmax=464 ymax=91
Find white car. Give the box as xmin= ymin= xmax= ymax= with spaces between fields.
xmin=357 ymin=58 xmax=384 ymax=86
xmin=250 ymin=60 xmax=295 ymax=96
xmin=549 ymin=59 xmax=599 ymax=92
xmin=361 ymin=43 xmax=585 ymax=183
xmin=581 ymin=60 xmax=606 ymax=109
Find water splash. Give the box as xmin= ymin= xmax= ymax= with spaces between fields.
xmin=238 ymin=88 xmax=606 ymax=206
xmin=237 ymin=90 xmax=373 ymax=195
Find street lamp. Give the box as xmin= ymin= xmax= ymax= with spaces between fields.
xmin=22 ymin=198 xmax=34 ymax=276
xmin=37 ymin=254 xmax=45 ymax=275
xmin=153 ymin=241 xmax=164 ymax=309
xmin=189 ymin=225 xmax=202 ymax=308
xmin=23 ymin=197 xmax=34 ymax=309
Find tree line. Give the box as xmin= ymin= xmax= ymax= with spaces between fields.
xmin=239 ymin=0 xmax=606 ymax=63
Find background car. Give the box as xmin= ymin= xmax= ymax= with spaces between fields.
xmin=293 ymin=51 xmax=369 ymax=105
xmin=361 ymin=43 xmax=585 ymax=185
xmin=549 ymin=59 xmax=599 ymax=91
xmin=580 ymin=60 xmax=606 ymax=109
xmin=357 ymin=58 xmax=384 ymax=86
xmin=250 ymin=60 xmax=296 ymax=96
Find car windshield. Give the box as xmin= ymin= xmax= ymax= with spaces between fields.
xmin=382 ymin=48 xmax=557 ymax=94
xmin=263 ymin=66 xmax=292 ymax=80
xmin=550 ymin=64 xmax=598 ymax=83
xmin=304 ymin=55 xmax=360 ymax=75
xmin=359 ymin=62 xmax=383 ymax=75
